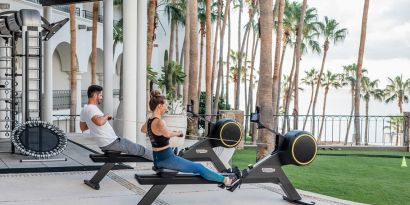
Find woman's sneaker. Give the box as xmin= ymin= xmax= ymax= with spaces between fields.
xmin=225 ymin=174 xmax=241 ymax=192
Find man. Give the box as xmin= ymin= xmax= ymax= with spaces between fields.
xmin=80 ymin=85 xmax=153 ymax=160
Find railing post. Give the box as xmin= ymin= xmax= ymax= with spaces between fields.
xmin=404 ymin=112 xmax=410 ymax=151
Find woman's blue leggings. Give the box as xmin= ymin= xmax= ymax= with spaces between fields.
xmin=153 ymin=147 xmax=225 ymax=183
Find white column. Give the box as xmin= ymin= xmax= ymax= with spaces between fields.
xmin=122 ymin=0 xmax=138 ymax=142
xmin=76 ymin=72 xmax=83 ymax=132
xmin=103 ymin=0 xmax=114 ymax=115
xmin=136 ymin=0 xmax=147 ymax=146
xmin=42 ymin=6 xmax=53 ymax=122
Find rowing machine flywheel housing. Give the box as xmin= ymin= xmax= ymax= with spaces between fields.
xmin=278 ymin=130 xmax=317 ymax=166
xmin=209 ymin=119 xmax=243 ymax=148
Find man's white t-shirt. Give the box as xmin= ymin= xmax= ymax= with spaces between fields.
xmin=80 ymin=104 xmax=118 ymax=147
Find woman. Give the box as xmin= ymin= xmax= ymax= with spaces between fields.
xmin=141 ymin=90 xmax=240 ymax=190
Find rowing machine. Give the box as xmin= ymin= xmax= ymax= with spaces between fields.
xmin=134 ymin=106 xmax=317 ymax=205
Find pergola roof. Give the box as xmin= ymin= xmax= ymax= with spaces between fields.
xmin=40 ymin=0 xmax=102 ymax=6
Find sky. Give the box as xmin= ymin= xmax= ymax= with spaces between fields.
xmin=230 ymin=0 xmax=410 ymax=114
xmin=153 ymin=0 xmax=410 ymax=115
xmin=285 ymin=0 xmax=410 ymax=87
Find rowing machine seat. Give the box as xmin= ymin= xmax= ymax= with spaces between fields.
xmin=89 ymin=151 xmax=152 ymax=163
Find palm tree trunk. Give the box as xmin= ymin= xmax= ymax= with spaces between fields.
xmin=213 ymin=0 xmax=231 ymax=122
xmin=175 ymin=23 xmax=179 ymax=64
xmin=183 ymin=0 xmax=190 ymax=108
xmin=257 ymin=0 xmax=274 ymax=161
xmin=91 ymin=2 xmax=98 ymax=85
xmin=249 ymin=36 xmax=259 ymax=143
xmin=69 ymin=4 xmax=77 ymax=133
xmin=211 ymin=0 xmax=222 ymax=96
xmin=147 ymin=0 xmax=157 ymax=67
xmin=312 ymin=41 xmax=329 ymax=136
xmin=180 ymin=37 xmax=185 ymax=66
xmin=396 ymin=126 xmax=399 ymax=146
xmin=276 ymin=38 xmax=288 ymax=129
xmin=282 ymin=46 xmax=297 ymax=133
xmin=225 ymin=10 xmax=231 ymax=109
xmin=272 ymin=0 xmax=284 ymax=132
xmin=147 ymin=0 xmax=157 ymax=107
xmin=365 ymin=99 xmax=369 ymax=145
xmin=354 ymin=0 xmax=370 ymax=145
xmin=252 ymin=86 xmax=260 ymax=145
xmin=243 ymin=25 xmax=251 ymax=135
xmin=399 ymin=95 xmax=403 ymax=113
xmin=302 ymin=84 xmax=315 ymax=130
xmin=236 ymin=0 xmax=242 ymax=110
xmin=345 ymin=86 xmax=354 ymax=145
xmin=169 ymin=19 xmax=176 ymax=62
xmin=198 ymin=29 xmax=204 ymax=100
xmin=292 ymin=0 xmax=308 ymax=130
xmin=187 ymin=0 xmax=199 ymax=136
xmin=246 ymin=28 xmax=256 ymax=134
xmin=205 ymin=0 xmax=212 ymax=133
xmin=318 ymin=87 xmax=329 ymax=142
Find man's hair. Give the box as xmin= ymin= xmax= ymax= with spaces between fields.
xmin=87 ymin=85 xmax=103 ymax=98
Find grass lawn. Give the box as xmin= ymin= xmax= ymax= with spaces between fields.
xmin=232 ymin=148 xmax=410 ymax=205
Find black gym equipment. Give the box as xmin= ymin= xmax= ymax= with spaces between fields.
xmin=134 ymin=106 xmax=317 ymax=205
xmin=11 ymin=121 xmax=67 ymax=159
xmin=0 ymin=9 xmax=68 ymax=159
xmin=83 ymin=105 xmax=243 ymax=190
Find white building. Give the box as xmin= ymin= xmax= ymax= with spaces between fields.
xmin=0 ymin=0 xmax=163 ymax=146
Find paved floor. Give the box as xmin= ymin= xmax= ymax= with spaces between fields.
xmin=0 ymin=134 xmax=367 ymax=205
xmin=0 ymin=169 xmax=366 ymax=205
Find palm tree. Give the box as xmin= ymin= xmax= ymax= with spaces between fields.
xmin=384 ymin=75 xmax=410 ymax=114
xmin=234 ymin=0 xmax=243 ymax=109
xmin=69 ymin=4 xmax=77 ymax=133
xmin=213 ymin=0 xmax=231 ymax=122
xmin=225 ymin=5 xmax=231 ymax=108
xmin=354 ymin=0 xmax=370 ymax=146
xmin=235 ymin=0 xmax=257 ymax=110
xmin=256 ymin=0 xmax=274 ymax=161
xmin=341 ymin=64 xmax=368 ymax=145
xmin=91 ymin=2 xmax=99 ymax=84
xmin=291 ymin=0 xmax=307 ymax=130
xmin=147 ymin=0 xmax=158 ymax=67
xmin=361 ymin=78 xmax=383 ymax=145
xmin=211 ymin=0 xmax=222 ymax=95
xmin=301 ymin=68 xmax=319 ymax=129
xmin=183 ymin=0 xmax=190 ymax=107
xmin=187 ymin=0 xmax=199 ymax=136
xmin=281 ymin=2 xmax=321 ymax=132
xmin=318 ymin=71 xmax=341 ymax=142
xmin=205 ymin=0 xmax=212 ymax=131
xmin=272 ymin=0 xmax=285 ymax=131
xmin=164 ymin=0 xmax=185 ymax=62
xmin=197 ymin=0 xmax=217 ymax=101
xmin=311 ymin=16 xmax=347 ymax=136
xmin=247 ymin=22 xmax=260 ymax=142
xmin=384 ymin=117 xmax=404 ymax=146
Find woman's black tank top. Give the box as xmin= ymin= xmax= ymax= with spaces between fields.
xmin=147 ymin=117 xmax=170 ymax=148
